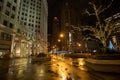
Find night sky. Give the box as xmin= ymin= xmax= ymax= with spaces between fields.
xmin=47 ymin=0 xmax=62 ymax=34
xmin=47 ymin=0 xmax=120 ymax=34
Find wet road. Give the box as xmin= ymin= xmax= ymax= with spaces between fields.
xmin=0 ymin=55 xmax=98 ymax=80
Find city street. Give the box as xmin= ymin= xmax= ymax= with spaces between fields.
xmin=0 ymin=55 xmax=120 ymax=80
xmin=0 ymin=56 xmax=93 ymax=80
xmin=0 ymin=0 xmax=120 ymax=80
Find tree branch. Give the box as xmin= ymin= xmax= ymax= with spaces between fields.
xmin=98 ymin=0 xmax=113 ymax=14
xmin=85 ymin=9 xmax=95 ymax=16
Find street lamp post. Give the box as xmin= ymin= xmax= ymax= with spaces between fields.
xmin=59 ymin=33 xmax=64 ymax=51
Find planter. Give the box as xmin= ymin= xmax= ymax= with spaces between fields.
xmin=86 ymin=58 xmax=120 ymax=73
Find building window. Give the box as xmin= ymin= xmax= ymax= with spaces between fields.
xmin=23 ymin=0 xmax=26 ymax=3
xmin=3 ymin=20 xmax=8 ymax=26
xmin=25 ymin=13 xmax=27 ymax=16
xmin=0 ymin=6 xmax=1 ymax=11
xmin=11 ymin=14 xmax=15 ymax=19
xmin=30 ymin=7 xmax=32 ymax=9
xmin=1 ymin=32 xmax=12 ymax=41
xmin=33 ymin=8 xmax=35 ymax=10
xmin=5 ymin=10 xmax=10 ymax=16
xmin=22 ymin=12 xmax=24 ymax=15
xmin=32 ymin=24 xmax=34 ymax=27
xmin=35 ymin=25 xmax=37 ymax=28
xmin=21 ymin=17 xmax=23 ymax=20
xmin=14 ymin=0 xmax=17 ymax=3
xmin=24 ymin=22 xmax=26 ymax=25
xmin=0 ymin=0 xmax=3 ymax=2
xmin=7 ymin=2 xmax=11 ymax=7
xmin=23 ymin=4 xmax=25 ymax=7
xmin=28 ymin=23 xmax=30 ymax=26
xmin=12 ymin=6 xmax=16 ymax=11
xmin=35 ymin=29 xmax=37 ymax=32
xmin=9 ymin=23 xmax=13 ymax=28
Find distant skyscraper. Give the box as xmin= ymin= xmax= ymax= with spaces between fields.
xmin=60 ymin=0 xmax=82 ymax=51
xmin=51 ymin=17 xmax=60 ymax=49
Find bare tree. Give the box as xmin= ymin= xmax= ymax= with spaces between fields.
xmin=72 ymin=0 xmax=120 ymax=52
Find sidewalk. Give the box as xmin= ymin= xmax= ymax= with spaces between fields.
xmin=85 ymin=58 xmax=120 ymax=73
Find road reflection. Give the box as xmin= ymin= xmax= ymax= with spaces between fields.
xmin=50 ymin=60 xmax=71 ymax=80
xmin=71 ymin=58 xmax=87 ymax=71
xmin=50 ymin=54 xmax=90 ymax=80
xmin=0 ymin=55 xmax=94 ymax=80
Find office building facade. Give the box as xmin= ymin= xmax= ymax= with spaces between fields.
xmin=0 ymin=0 xmax=48 ymax=58
xmin=0 ymin=0 xmax=20 ymax=57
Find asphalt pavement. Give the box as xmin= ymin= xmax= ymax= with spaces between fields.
xmin=0 ymin=55 xmax=116 ymax=80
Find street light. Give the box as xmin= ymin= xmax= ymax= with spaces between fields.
xmin=77 ymin=43 xmax=82 ymax=53
xmin=60 ymin=33 xmax=64 ymax=38
xmin=59 ymin=33 xmax=64 ymax=51
xmin=77 ymin=43 xmax=81 ymax=47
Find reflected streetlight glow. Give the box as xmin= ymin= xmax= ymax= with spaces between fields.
xmin=62 ymin=73 xmax=67 ymax=80
xmin=78 ymin=58 xmax=85 ymax=66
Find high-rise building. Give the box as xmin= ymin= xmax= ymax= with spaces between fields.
xmin=0 ymin=0 xmax=19 ymax=28
xmin=40 ymin=0 xmax=48 ymax=53
xmin=51 ymin=17 xmax=60 ymax=50
xmin=60 ymin=0 xmax=82 ymax=52
xmin=0 ymin=0 xmax=20 ymax=57
xmin=17 ymin=0 xmax=48 ymax=55
xmin=0 ymin=0 xmax=48 ymax=58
